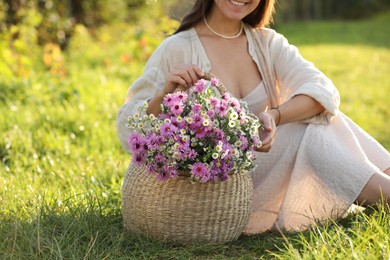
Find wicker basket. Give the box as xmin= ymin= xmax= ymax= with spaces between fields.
xmin=122 ymin=165 xmax=253 ymax=244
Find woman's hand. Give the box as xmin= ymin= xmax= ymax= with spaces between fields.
xmin=162 ymin=64 xmax=205 ymax=95
xmin=147 ymin=64 xmax=204 ymax=115
xmin=255 ymin=110 xmax=278 ymax=152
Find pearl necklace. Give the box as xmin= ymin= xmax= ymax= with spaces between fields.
xmin=203 ymin=17 xmax=243 ymax=39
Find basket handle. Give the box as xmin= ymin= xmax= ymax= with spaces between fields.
xmin=202 ymin=72 xmax=227 ymax=95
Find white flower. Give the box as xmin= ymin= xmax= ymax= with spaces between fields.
xmin=186 ymin=117 xmax=193 ymax=124
xmin=134 ymin=113 xmax=140 ymax=118
xmin=203 ymin=120 xmax=210 ymax=126
xmin=212 ymin=153 xmax=219 ymax=159
xmin=180 ymin=129 xmax=186 ymax=135
xmin=164 ymin=118 xmax=171 ymax=123
xmin=138 ymin=123 xmax=144 ymax=128
xmin=229 ymin=112 xmax=238 ymax=120
xmin=177 ymin=116 xmax=183 ymax=122
xmin=234 ymin=140 xmax=243 ymax=147
xmin=216 ymin=146 xmax=222 ymax=152
xmin=228 ymin=121 xmax=236 ymax=128
xmin=233 ymin=149 xmax=240 ymax=157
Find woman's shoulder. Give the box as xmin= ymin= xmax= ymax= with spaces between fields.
xmin=156 ymin=28 xmax=196 ymax=53
xmin=252 ymin=27 xmax=286 ymax=43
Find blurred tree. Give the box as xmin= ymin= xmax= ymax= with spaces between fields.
xmin=0 ymin=0 xmax=150 ymax=49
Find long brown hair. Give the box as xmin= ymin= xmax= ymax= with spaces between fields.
xmin=174 ymin=0 xmax=276 ymax=34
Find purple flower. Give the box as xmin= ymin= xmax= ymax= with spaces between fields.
xmin=170 ymin=116 xmax=185 ymax=129
xmin=239 ymin=136 xmax=249 ymax=149
xmin=132 ymin=152 xmax=146 ymax=166
xmin=187 ymin=149 xmax=198 ymax=160
xmin=128 ymin=132 xmax=147 ymax=153
xmin=160 ymin=122 xmax=177 ymax=137
xmin=215 ymin=129 xmax=225 ymax=140
xmin=194 ymin=126 xmax=208 ymax=138
xmin=146 ymin=132 xmax=163 ymax=150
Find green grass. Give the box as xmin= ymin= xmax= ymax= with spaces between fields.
xmin=1 ymin=13 xmax=390 ymax=259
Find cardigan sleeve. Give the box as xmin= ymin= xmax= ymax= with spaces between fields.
xmin=116 ymin=35 xmax=191 ymax=153
xmin=268 ymin=30 xmax=340 ymax=124
xmin=116 ymin=40 xmax=170 ymax=153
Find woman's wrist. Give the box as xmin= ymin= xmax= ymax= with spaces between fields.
xmin=270 ymin=107 xmax=281 ymax=126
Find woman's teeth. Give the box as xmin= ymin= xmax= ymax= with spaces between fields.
xmin=230 ymin=0 xmax=246 ymax=6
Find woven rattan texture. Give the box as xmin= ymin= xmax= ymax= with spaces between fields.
xmin=122 ymin=165 xmax=253 ymax=244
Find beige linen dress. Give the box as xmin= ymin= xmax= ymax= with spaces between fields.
xmin=117 ymin=25 xmax=390 ymax=234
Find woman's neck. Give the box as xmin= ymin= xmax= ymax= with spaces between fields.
xmin=205 ymin=8 xmax=243 ymax=36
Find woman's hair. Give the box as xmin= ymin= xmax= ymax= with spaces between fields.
xmin=174 ymin=0 xmax=276 ymax=34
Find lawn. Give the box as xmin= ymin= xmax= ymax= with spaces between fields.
xmin=1 ymin=12 xmax=389 ymax=259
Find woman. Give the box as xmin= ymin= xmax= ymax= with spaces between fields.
xmin=117 ymin=0 xmax=390 ymax=234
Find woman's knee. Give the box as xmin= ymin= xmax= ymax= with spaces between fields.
xmin=356 ymin=172 xmax=390 ymax=206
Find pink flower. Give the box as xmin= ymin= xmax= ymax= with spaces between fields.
xmin=210 ymin=97 xmax=220 ymax=107
xmin=193 ymin=79 xmax=207 ymax=93
xmin=230 ymin=98 xmax=241 ymax=109
xmin=210 ymin=78 xmax=219 ymax=86
xmin=215 ymin=101 xmax=228 ymax=117
xmin=170 ymin=102 xmax=184 ymax=115
xmin=222 ymin=93 xmax=231 ymax=101
xmin=175 ymin=91 xmax=188 ymax=102
xmin=191 ymin=162 xmax=210 ymax=181
xmin=207 ymin=109 xmax=215 ymax=118
xmin=163 ymin=93 xmax=178 ymax=107
xmin=193 ymin=103 xmax=202 ymax=113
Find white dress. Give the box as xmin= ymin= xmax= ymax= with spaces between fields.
xmin=116 ymin=26 xmax=390 ymax=234
xmin=242 ymin=81 xmax=390 ymax=234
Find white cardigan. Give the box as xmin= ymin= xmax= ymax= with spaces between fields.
xmin=116 ymin=25 xmax=340 ymax=153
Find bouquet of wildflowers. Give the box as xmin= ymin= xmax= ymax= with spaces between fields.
xmin=126 ymin=77 xmax=263 ymax=183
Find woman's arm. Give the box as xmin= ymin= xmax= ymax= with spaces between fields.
xmin=268 ymin=94 xmax=325 ymax=126
xmin=256 ymin=95 xmax=325 ymax=153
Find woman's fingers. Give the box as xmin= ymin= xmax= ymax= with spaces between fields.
xmin=165 ymin=64 xmax=205 ymax=92
xmin=255 ymin=112 xmax=277 ymax=153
